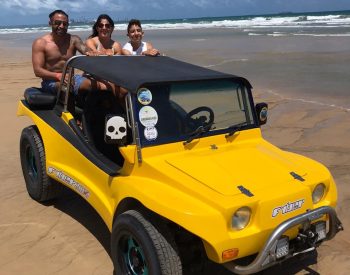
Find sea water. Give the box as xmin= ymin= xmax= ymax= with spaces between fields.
xmin=0 ymin=10 xmax=349 ymax=36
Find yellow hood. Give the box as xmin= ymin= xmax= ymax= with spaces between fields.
xmin=165 ymin=143 xmax=307 ymax=196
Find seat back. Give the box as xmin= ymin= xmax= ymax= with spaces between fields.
xmin=82 ymin=90 xmax=125 ymax=166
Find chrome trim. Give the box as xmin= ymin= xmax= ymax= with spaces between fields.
xmin=224 ymin=206 xmax=343 ymax=275
xmin=127 ymin=93 xmax=142 ymax=163
xmin=125 ymin=93 xmax=132 ymax=129
xmin=59 ymin=55 xmax=81 ymax=112
xmin=63 ymin=67 xmax=74 ymax=113
xmin=134 ymin=122 xmax=142 ymax=163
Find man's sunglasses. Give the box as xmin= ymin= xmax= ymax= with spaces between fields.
xmin=98 ymin=23 xmax=112 ymax=29
xmin=52 ymin=20 xmax=69 ymax=27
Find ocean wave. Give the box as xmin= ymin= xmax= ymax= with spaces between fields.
xmin=293 ymin=33 xmax=350 ymax=37
xmin=248 ymin=33 xmax=263 ymax=36
xmin=249 ymin=31 xmax=350 ymax=37
xmin=1 ymin=12 xmax=349 ymax=34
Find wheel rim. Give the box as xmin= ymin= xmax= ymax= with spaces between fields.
xmin=120 ymin=235 xmax=149 ymax=275
xmin=25 ymin=145 xmax=38 ymax=181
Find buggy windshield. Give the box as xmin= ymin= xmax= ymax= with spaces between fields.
xmin=133 ymin=79 xmax=257 ymax=146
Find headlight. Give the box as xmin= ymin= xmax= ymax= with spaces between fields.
xmin=312 ymin=183 xmax=326 ymax=204
xmin=232 ymin=207 xmax=251 ymax=230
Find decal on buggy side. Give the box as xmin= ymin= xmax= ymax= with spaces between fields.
xmin=139 ymin=106 xmax=158 ymax=127
xmin=47 ymin=167 xmax=90 ymax=199
xmin=144 ymin=126 xmax=158 ymax=141
xmin=272 ymin=199 xmax=304 ymax=217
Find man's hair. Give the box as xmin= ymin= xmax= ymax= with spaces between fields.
xmin=49 ymin=10 xmax=69 ymax=21
xmin=127 ymin=19 xmax=142 ymax=33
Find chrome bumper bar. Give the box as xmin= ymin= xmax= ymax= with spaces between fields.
xmin=224 ymin=206 xmax=343 ymax=275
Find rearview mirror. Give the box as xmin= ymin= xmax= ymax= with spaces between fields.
xmin=255 ymin=103 xmax=268 ymax=126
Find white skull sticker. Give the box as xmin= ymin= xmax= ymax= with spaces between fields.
xmin=105 ymin=116 xmax=127 ymax=140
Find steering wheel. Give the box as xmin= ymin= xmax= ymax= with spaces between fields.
xmin=185 ymin=106 xmax=214 ymax=130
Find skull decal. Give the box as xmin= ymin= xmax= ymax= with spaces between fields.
xmin=105 ymin=116 xmax=127 ymax=143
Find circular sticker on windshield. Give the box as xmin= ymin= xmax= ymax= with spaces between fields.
xmin=139 ymin=106 xmax=158 ymax=127
xmin=144 ymin=126 xmax=158 ymax=141
xmin=137 ymin=88 xmax=152 ymax=105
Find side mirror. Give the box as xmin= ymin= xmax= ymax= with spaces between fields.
xmin=255 ymin=103 xmax=268 ymax=126
xmin=105 ymin=115 xmax=127 ymax=145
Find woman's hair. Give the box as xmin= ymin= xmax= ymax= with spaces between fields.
xmin=89 ymin=14 xmax=114 ymax=38
xmin=127 ymin=19 xmax=142 ymax=33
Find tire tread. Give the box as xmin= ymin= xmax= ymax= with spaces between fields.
xmin=20 ymin=125 xmax=61 ymax=202
xmin=127 ymin=210 xmax=182 ymax=275
xmin=112 ymin=210 xmax=182 ymax=275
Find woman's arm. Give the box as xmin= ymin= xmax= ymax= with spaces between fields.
xmin=72 ymin=35 xmax=89 ymax=55
xmin=113 ymin=42 xmax=123 ymax=55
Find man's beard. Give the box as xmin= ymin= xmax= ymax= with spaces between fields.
xmin=55 ymin=28 xmax=67 ymax=36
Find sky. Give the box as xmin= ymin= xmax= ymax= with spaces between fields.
xmin=1 ymin=0 xmax=350 ymax=26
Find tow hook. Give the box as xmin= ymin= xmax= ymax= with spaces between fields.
xmin=296 ymin=230 xmax=318 ymax=246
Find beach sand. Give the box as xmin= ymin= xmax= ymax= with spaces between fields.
xmin=0 ymin=29 xmax=349 ymax=274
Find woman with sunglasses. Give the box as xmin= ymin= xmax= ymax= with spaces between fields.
xmin=86 ymin=14 xmax=122 ymax=56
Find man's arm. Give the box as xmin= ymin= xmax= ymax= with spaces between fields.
xmin=73 ymin=35 xmax=89 ymax=55
xmin=32 ymin=38 xmax=61 ymax=81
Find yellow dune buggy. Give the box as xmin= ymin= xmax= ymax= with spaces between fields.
xmin=18 ymin=56 xmax=343 ymax=274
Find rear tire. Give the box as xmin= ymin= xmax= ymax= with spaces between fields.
xmin=111 ymin=210 xmax=182 ymax=275
xmin=20 ymin=125 xmax=61 ymax=202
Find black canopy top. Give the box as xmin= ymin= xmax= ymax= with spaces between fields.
xmin=68 ymin=55 xmax=252 ymax=92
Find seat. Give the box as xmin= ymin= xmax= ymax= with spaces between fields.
xmin=82 ymin=90 xmax=125 ymax=166
xmin=24 ymin=87 xmax=56 ymax=109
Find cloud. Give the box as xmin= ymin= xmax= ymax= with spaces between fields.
xmin=1 ymin=0 xmax=123 ymax=15
xmin=2 ymin=0 xmax=57 ymax=15
xmin=188 ymin=0 xmax=211 ymax=8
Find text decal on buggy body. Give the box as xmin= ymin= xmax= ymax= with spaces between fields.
xmin=47 ymin=167 xmax=90 ymax=199
xmin=272 ymin=199 xmax=304 ymax=217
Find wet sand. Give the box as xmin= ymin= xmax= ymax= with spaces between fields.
xmin=0 ymin=29 xmax=349 ymax=274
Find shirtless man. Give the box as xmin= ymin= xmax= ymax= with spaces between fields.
xmin=32 ymin=10 xmax=90 ymax=94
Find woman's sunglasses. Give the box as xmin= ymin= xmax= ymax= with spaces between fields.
xmin=98 ymin=23 xmax=112 ymax=29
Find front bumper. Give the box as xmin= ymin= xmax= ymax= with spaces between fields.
xmin=224 ymin=206 xmax=343 ymax=275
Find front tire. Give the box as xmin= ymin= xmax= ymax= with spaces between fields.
xmin=20 ymin=125 xmax=61 ymax=202
xmin=111 ymin=210 xmax=182 ymax=275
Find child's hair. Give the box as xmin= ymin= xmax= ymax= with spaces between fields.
xmin=127 ymin=19 xmax=142 ymax=33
